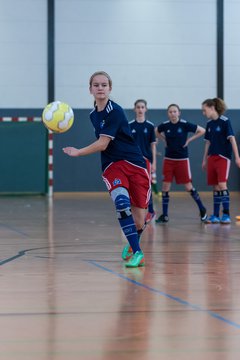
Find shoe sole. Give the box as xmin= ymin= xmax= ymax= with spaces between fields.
xmin=205 ymin=221 xmax=220 ymax=224
xmin=125 ymin=261 xmax=145 ymax=268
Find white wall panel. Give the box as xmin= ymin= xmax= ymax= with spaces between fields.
xmin=0 ymin=0 xmax=220 ymax=109
xmin=55 ymin=0 xmax=216 ymax=109
xmin=0 ymin=0 xmax=47 ymax=108
xmin=56 ymin=43 xmax=215 ymax=67
xmin=56 ymin=64 xmax=215 ymax=109
xmin=225 ymin=1 xmax=240 ymax=109
xmin=57 ymin=22 xmax=215 ymax=45
xmin=56 ymin=0 xmax=215 ymax=23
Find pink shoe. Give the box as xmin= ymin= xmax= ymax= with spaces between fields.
xmin=145 ymin=211 xmax=156 ymax=224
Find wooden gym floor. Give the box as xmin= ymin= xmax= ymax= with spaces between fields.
xmin=1 ymin=192 xmax=240 ymax=360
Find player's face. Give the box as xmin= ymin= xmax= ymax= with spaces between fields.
xmin=202 ymin=104 xmax=214 ymax=119
xmin=90 ymin=75 xmax=112 ymax=100
xmin=167 ymin=106 xmax=180 ymax=123
xmin=134 ymin=102 xmax=147 ymax=117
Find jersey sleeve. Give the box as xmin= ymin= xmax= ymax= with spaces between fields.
xmin=204 ymin=123 xmax=210 ymax=141
xmin=99 ymin=108 xmax=122 ymax=139
xmin=225 ymin=119 xmax=234 ymax=138
xmin=157 ymin=123 xmax=164 ymax=134
xmin=149 ymin=125 xmax=156 ymax=144
xmin=185 ymin=121 xmax=197 ymax=133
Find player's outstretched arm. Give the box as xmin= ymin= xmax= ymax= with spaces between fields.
xmin=63 ymin=135 xmax=111 ymax=157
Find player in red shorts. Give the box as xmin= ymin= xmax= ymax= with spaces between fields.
xmin=202 ymin=98 xmax=240 ymax=224
xmin=129 ymin=99 xmax=157 ymax=224
xmin=63 ymin=71 xmax=150 ymax=267
xmin=155 ymin=104 xmax=207 ymax=223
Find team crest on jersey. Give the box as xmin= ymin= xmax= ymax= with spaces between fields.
xmin=216 ymin=126 xmax=221 ymax=132
xmin=177 ymin=127 xmax=182 ymax=133
xmin=132 ymin=129 xmax=136 ymax=133
xmin=100 ymin=120 xmax=105 ymax=129
xmin=144 ymin=128 xmax=148 ymax=133
xmin=113 ymin=178 xmax=121 ymax=186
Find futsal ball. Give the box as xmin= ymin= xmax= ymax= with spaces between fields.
xmin=42 ymin=101 xmax=74 ymax=133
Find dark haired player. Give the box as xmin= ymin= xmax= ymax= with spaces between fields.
xmin=129 ymin=99 xmax=157 ymax=224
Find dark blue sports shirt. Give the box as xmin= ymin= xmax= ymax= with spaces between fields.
xmin=90 ymin=100 xmax=146 ymax=171
xmin=204 ymin=115 xmax=234 ymax=160
xmin=129 ymin=120 xmax=156 ymax=163
xmin=157 ymin=119 xmax=197 ymax=159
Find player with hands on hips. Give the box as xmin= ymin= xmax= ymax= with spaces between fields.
xmin=155 ymin=103 xmax=207 ymax=223
xmin=63 ymin=71 xmax=150 ymax=267
xmin=202 ymin=98 xmax=240 ymax=224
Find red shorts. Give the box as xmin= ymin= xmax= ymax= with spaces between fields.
xmin=102 ymin=160 xmax=150 ymax=209
xmin=207 ymin=155 xmax=230 ymax=185
xmin=163 ymin=158 xmax=192 ymax=184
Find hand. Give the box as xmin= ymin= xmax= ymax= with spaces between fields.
xmin=183 ymin=139 xmax=190 ymax=148
xmin=151 ymin=164 xmax=156 ymax=173
xmin=62 ymin=147 xmax=80 ymax=157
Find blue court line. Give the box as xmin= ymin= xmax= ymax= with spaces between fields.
xmin=0 ymin=247 xmax=48 ymax=266
xmin=0 ymin=245 xmax=81 ymax=266
xmin=0 ymin=222 xmax=29 ymax=237
xmin=87 ymin=260 xmax=240 ymax=330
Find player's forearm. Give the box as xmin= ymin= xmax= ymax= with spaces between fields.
xmin=78 ymin=138 xmax=109 ymax=155
xmin=230 ymin=136 xmax=240 ymax=161
xmin=189 ymin=127 xmax=205 ymax=143
xmin=202 ymin=141 xmax=210 ymax=161
xmin=151 ymin=143 xmax=157 ymax=165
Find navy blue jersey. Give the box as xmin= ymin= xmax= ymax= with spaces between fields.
xmin=204 ymin=115 xmax=234 ymax=160
xmin=90 ymin=100 xmax=146 ymax=171
xmin=129 ymin=120 xmax=156 ymax=163
xmin=157 ymin=119 xmax=197 ymax=159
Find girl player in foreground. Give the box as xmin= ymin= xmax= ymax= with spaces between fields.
xmin=202 ymin=98 xmax=240 ymax=224
xmin=63 ymin=71 xmax=150 ymax=267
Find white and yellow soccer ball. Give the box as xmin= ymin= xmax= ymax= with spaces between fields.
xmin=42 ymin=101 xmax=74 ymax=133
